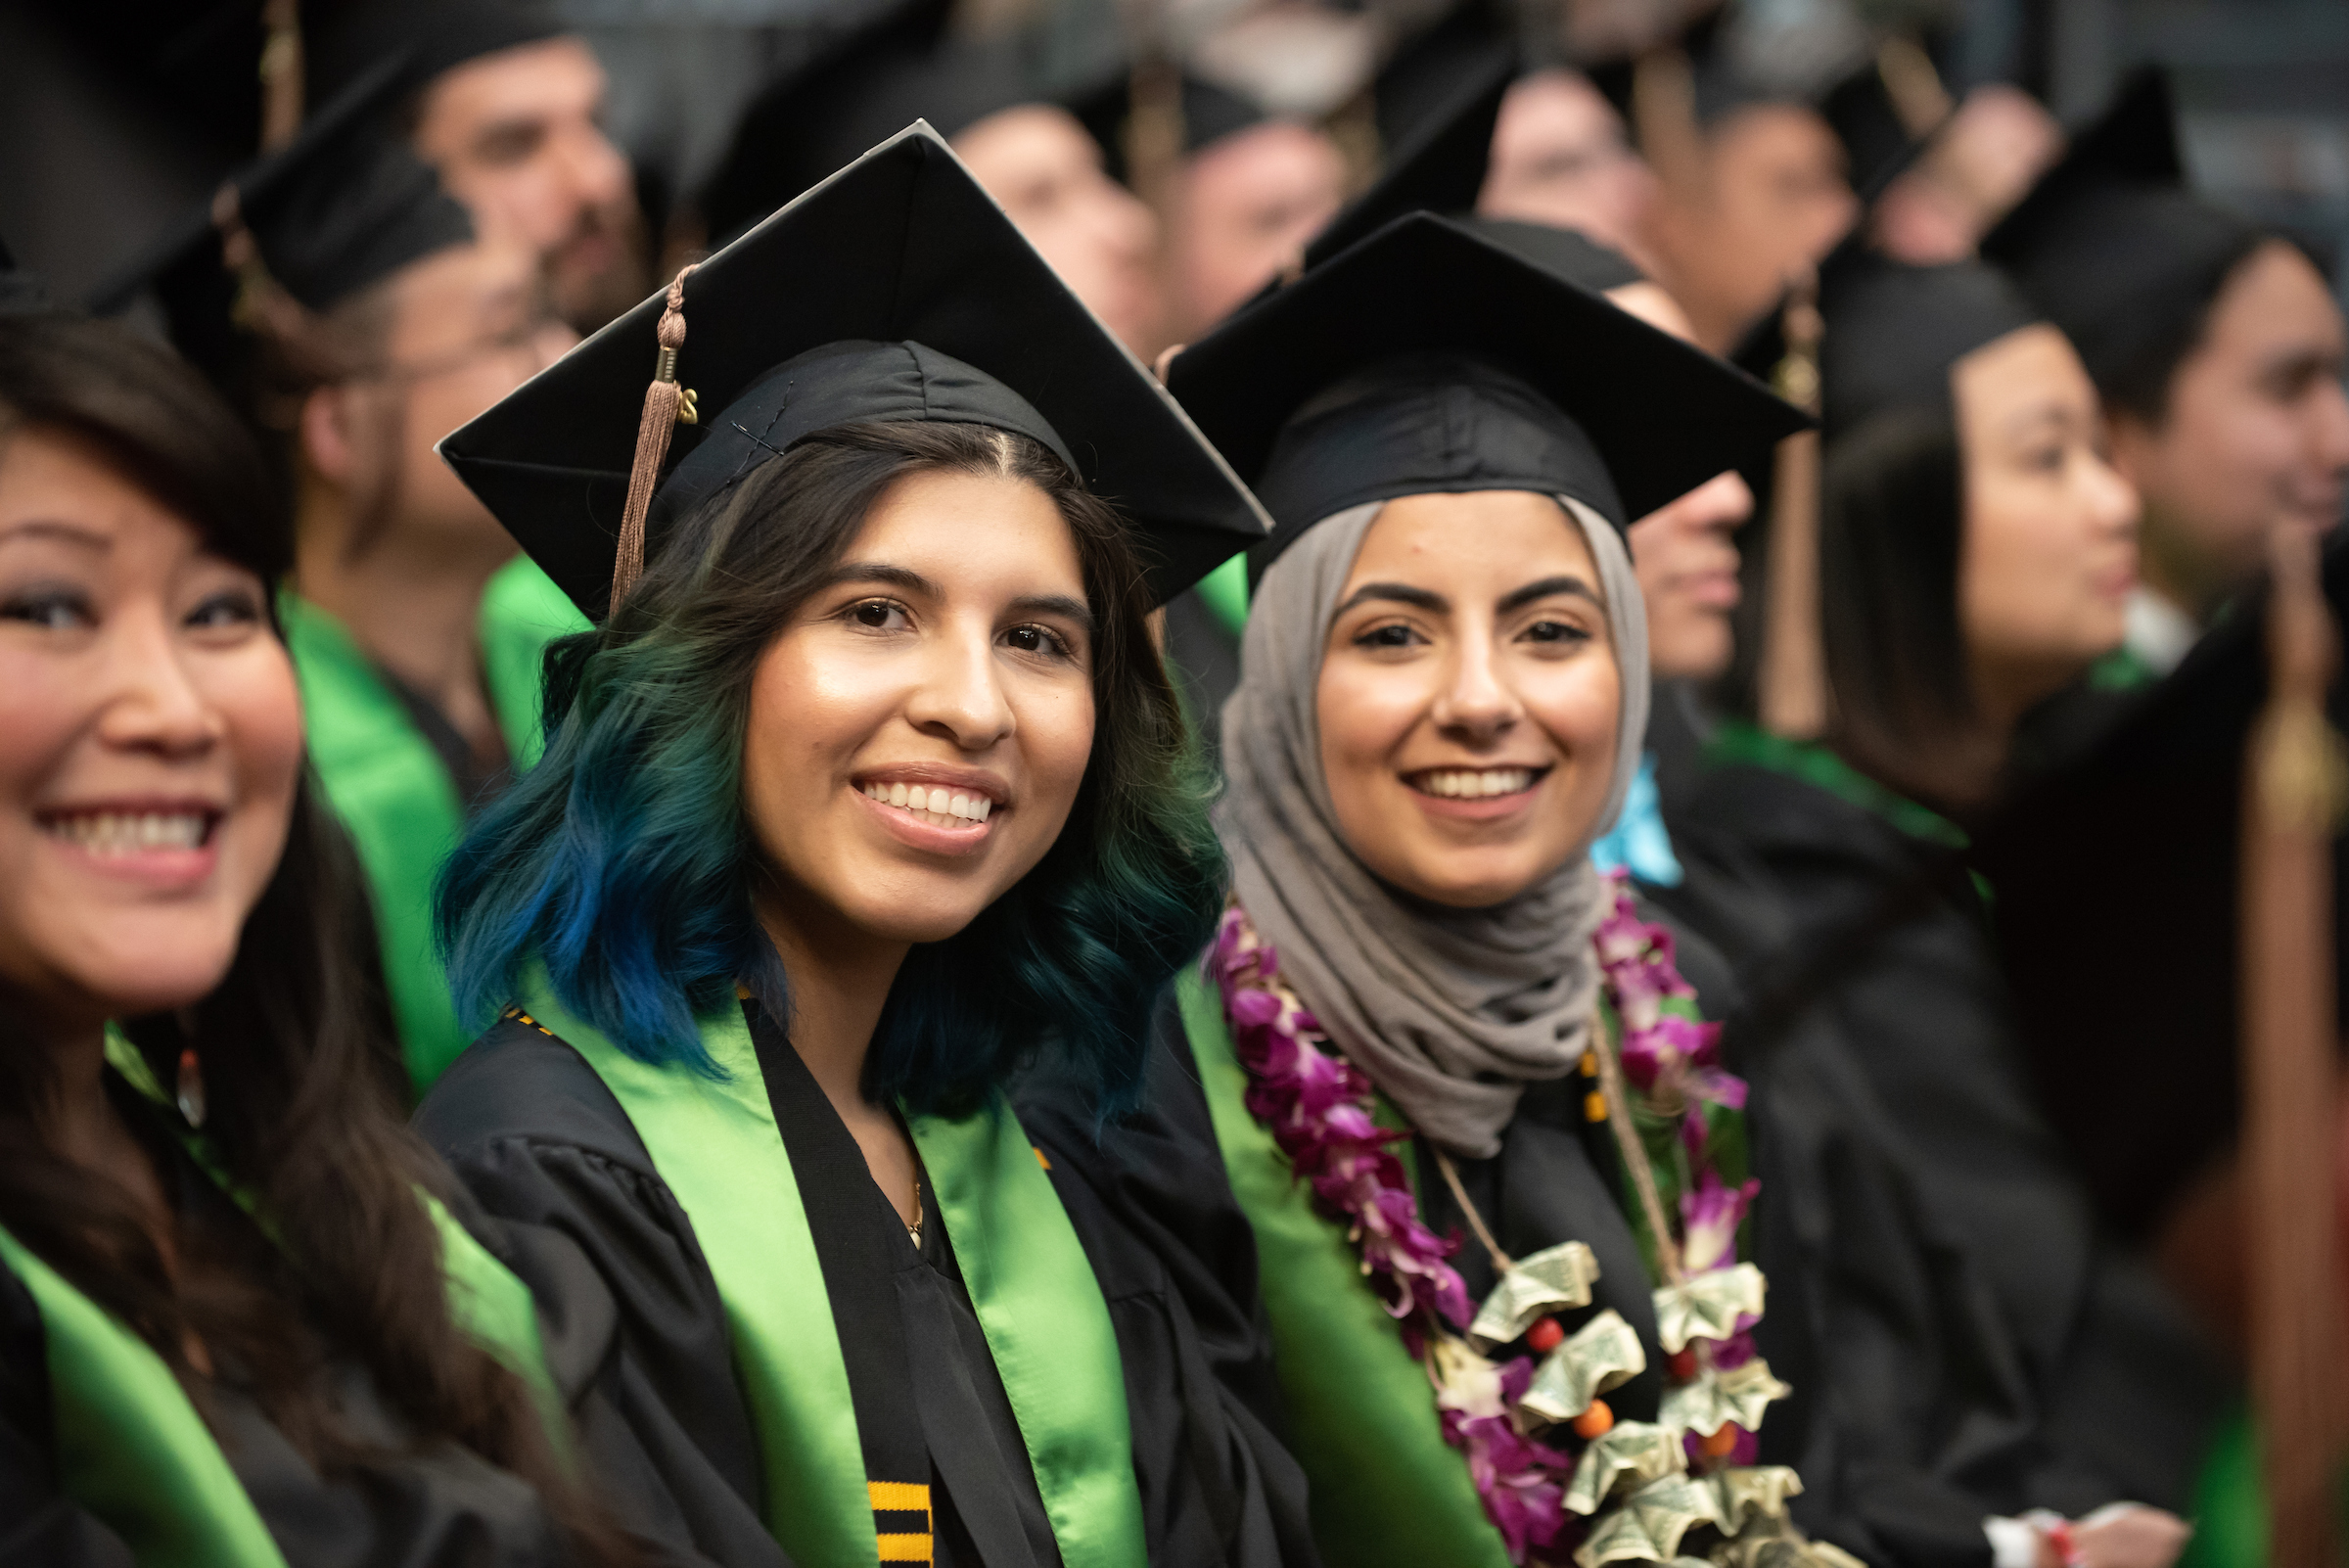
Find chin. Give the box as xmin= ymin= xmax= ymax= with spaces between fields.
xmin=68 ymin=938 xmax=241 ymax=1018
xmin=1383 ymin=855 xmax=1553 ymax=911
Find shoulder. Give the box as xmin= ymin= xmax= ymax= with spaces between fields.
xmin=417 ymin=1012 xmax=655 ymax=1176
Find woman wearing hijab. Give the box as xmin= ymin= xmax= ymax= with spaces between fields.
xmin=0 ymin=308 xmax=619 ymax=1559
xmin=1150 ymin=213 xmax=1858 ymax=1568
xmin=1669 ymin=249 xmax=2218 ymax=1567
xmin=414 ymin=127 xmax=1314 ymax=1568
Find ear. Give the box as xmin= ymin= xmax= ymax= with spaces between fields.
xmin=299 ymin=384 xmax=358 ymax=486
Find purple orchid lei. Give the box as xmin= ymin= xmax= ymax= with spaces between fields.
xmin=1209 ymin=870 xmax=1765 ymax=1564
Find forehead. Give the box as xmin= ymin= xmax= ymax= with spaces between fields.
xmin=851 ymin=467 xmax=1084 ymax=589
xmin=2206 ymin=240 xmax=2345 ymax=355
xmin=426 ymin=37 xmax=605 ymax=129
xmin=1343 ymin=489 xmax=1596 ymax=587
xmin=0 ymin=428 xmax=203 ymax=555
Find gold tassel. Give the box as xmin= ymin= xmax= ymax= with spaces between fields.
xmin=1758 ymin=280 xmax=1829 ymax=741
xmin=2241 ymin=520 xmax=2348 ymax=1564
xmin=612 ymin=264 xmax=698 ymax=614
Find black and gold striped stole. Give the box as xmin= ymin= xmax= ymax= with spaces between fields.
xmin=870 ymin=1480 xmax=934 ymax=1563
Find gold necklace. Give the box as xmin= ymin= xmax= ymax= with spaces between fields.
xmin=905 ymin=1170 xmax=923 ymax=1249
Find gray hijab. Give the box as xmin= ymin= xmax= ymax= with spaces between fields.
xmin=1217 ymin=496 xmax=1651 ymax=1158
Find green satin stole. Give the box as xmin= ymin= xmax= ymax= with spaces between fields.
xmin=0 ymin=1038 xmax=566 ymax=1566
xmin=1178 ymin=966 xmax=1516 ymax=1568
xmin=285 ymin=556 xmax=586 ymax=1094
xmin=519 ymin=981 xmax=1146 ymax=1568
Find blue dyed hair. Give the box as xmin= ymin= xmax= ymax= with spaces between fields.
xmin=438 ymin=421 xmax=1224 ymax=1118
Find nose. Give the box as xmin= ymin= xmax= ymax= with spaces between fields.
xmin=1429 ymin=631 xmax=1522 ymax=744
xmin=2307 ymin=374 xmax=2349 ymax=482
xmin=1686 ymin=470 xmax=1755 ymax=531
xmin=1092 ymin=174 xmax=1159 ymax=264
xmin=560 ymin=119 xmax=633 ymax=218
xmin=93 ymin=604 xmax=227 ymax=761
xmin=2085 ymin=447 xmax=2140 ymax=539
xmin=903 ymin=623 xmax=1017 ymax=752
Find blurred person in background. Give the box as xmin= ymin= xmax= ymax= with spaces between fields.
xmin=1638 ymin=91 xmax=1858 ymax=355
xmin=1985 ymin=71 xmax=2349 ymax=681
xmin=698 ymin=2 xmax=1174 ymax=358
xmin=1670 ymin=250 xmax=2224 ymax=1568
xmin=307 ymin=0 xmax=651 ymax=335
xmin=1477 ymin=69 xmax=1659 ymax=273
xmin=129 ymin=104 xmax=581 ymax=1097
xmin=1158 ymin=99 xmax=1348 ymax=341
xmin=0 ymin=304 xmax=622 ymax=1567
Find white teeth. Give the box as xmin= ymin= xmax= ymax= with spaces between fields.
xmin=860 ymin=783 xmax=998 ymax=827
xmin=47 ymin=811 xmax=208 ymax=854
xmin=1415 ymin=768 xmax=1535 ymax=800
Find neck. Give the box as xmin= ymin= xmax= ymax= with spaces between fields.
xmin=295 ymin=476 xmax=512 ymax=753
xmin=754 ymin=890 xmax=923 ymax=1225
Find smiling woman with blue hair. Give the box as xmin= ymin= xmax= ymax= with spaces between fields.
xmin=414 ymin=129 xmax=1316 ymax=1568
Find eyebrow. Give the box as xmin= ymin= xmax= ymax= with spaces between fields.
xmin=1333 ymin=581 xmax=1448 ymax=616
xmin=0 ymin=520 xmax=112 ymax=552
xmin=1497 ymin=575 xmax=1602 ymax=614
xmin=1010 ymin=593 xmax=1095 ymax=634
xmin=823 ymin=563 xmax=1094 ymax=632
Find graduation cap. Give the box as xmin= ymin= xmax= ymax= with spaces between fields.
xmin=86 ymin=50 xmax=469 ymax=391
xmin=86 ymin=53 xmax=472 ymax=422
xmin=440 ymin=124 xmax=1266 ymax=622
xmin=1165 ymin=211 xmax=1807 ymax=576
xmin=1975 ymin=530 xmax=2349 ymax=1241
xmin=1979 ymin=69 xmax=2264 ymax=405
xmin=302 ymin=0 xmax=562 ymax=115
xmin=1815 ymin=251 xmax=2038 ymax=439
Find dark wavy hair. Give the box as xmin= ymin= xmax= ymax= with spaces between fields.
xmin=438 ymin=420 xmax=1225 ymax=1119
xmin=0 ymin=312 xmax=622 ymax=1561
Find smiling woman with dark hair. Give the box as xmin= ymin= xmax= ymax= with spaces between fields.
xmin=0 ymin=310 xmax=622 ymax=1563
xmin=415 ymin=129 xmax=1313 ymax=1568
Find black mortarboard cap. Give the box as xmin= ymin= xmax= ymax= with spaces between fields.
xmin=1816 ymin=249 xmax=2038 ymax=439
xmin=1976 ymin=532 xmax=2349 ymax=1240
xmin=303 ymin=0 xmax=563 ymax=114
xmin=1166 ymin=211 xmax=1807 ymax=575
xmin=441 ymin=124 xmax=1266 ymax=621
xmin=1980 ymin=69 xmax=2264 ymax=404
xmin=88 ymin=56 xmax=471 ymax=394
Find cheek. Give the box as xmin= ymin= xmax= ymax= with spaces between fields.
xmin=1521 ymin=656 xmax=1622 ymax=776
xmin=215 ymin=643 xmax=306 ymax=847
xmin=1018 ymin=679 xmax=1097 ymax=830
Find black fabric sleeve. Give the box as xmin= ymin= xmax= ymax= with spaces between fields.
xmin=416 ymin=1020 xmax=791 ymax=1568
xmin=1015 ymin=997 xmax=1322 ymax=1568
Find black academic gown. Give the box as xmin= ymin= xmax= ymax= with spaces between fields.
xmin=1662 ymin=761 xmax=2233 ymax=1564
xmin=415 ymin=1004 xmax=1316 ymax=1568
xmin=0 ymin=1123 xmax=575 ymax=1568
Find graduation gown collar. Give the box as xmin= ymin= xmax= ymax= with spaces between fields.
xmin=1705 ymin=718 xmax=1968 ymax=851
xmin=513 ymin=974 xmax=1148 ymax=1568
